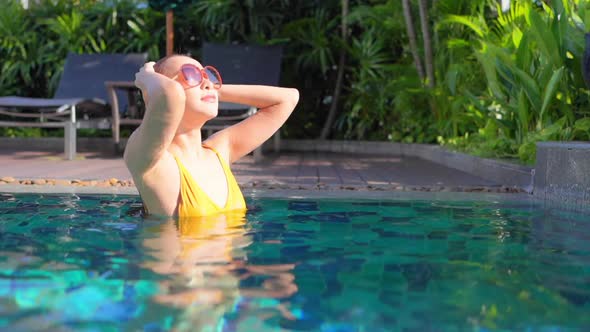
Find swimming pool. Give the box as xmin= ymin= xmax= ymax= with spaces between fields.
xmin=0 ymin=193 xmax=589 ymax=331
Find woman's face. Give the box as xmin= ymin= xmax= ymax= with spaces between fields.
xmin=161 ymin=55 xmax=219 ymax=121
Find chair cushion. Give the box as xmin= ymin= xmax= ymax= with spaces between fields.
xmin=0 ymin=96 xmax=92 ymax=108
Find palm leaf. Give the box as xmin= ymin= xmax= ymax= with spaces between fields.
xmin=539 ymin=66 xmax=565 ymax=126
xmin=439 ymin=14 xmax=487 ymax=37
xmin=527 ymin=7 xmax=563 ymax=68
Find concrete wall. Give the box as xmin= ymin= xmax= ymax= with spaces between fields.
xmin=534 ymin=142 xmax=590 ymax=210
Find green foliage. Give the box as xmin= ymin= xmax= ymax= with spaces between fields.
xmin=0 ymin=0 xmax=164 ymax=99
xmin=440 ymin=0 xmax=590 ymax=162
xmin=281 ymin=9 xmax=338 ymax=75
xmin=335 ymin=0 xmax=428 ymax=142
xmin=339 ymin=29 xmax=394 ymax=139
xmin=1 ymin=0 xmax=589 ymax=163
xmin=0 ymin=128 xmax=44 ymax=138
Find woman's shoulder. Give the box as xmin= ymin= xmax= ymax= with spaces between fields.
xmin=202 ymin=136 xmax=232 ymax=164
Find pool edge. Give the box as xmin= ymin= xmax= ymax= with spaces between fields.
xmin=0 ymin=183 xmax=535 ymax=203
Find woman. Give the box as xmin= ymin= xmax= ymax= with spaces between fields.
xmin=124 ymin=55 xmax=299 ymax=217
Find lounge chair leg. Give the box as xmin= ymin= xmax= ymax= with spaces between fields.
xmin=253 ymin=147 xmax=263 ymax=162
xmin=273 ymin=131 xmax=281 ymax=153
xmin=113 ymin=128 xmax=120 ymax=154
xmin=64 ymin=122 xmax=76 ymax=160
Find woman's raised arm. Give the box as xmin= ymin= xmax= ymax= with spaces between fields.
xmin=124 ymin=62 xmax=186 ymax=174
xmin=205 ymin=84 xmax=299 ymax=163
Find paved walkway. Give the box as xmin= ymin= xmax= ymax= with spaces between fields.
xmin=0 ymin=147 xmax=513 ymax=192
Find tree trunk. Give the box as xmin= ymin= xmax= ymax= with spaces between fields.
xmin=319 ymin=0 xmax=349 ymax=139
xmin=166 ymin=10 xmax=174 ymax=56
xmin=418 ymin=0 xmax=435 ymax=88
xmin=402 ymin=0 xmax=425 ymax=82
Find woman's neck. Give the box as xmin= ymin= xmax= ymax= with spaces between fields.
xmin=169 ymin=127 xmax=206 ymax=158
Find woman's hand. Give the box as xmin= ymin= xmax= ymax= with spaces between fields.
xmin=134 ymin=62 xmax=181 ymax=105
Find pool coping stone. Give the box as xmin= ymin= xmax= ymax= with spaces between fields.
xmin=282 ymin=139 xmax=535 ymax=192
xmin=0 ymin=183 xmax=534 ymax=202
xmin=1 ymin=137 xmax=533 ymax=190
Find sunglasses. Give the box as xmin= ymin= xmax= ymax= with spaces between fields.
xmin=176 ymin=64 xmax=222 ymax=89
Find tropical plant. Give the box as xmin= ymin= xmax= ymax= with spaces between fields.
xmin=441 ymin=0 xmax=590 ymax=163
xmin=0 ymin=1 xmax=36 ymax=96
xmin=2 ymin=0 xmax=589 ymax=160
xmin=278 ymin=3 xmax=341 ymax=138
xmin=0 ymin=0 xmax=164 ymax=99
xmin=319 ymin=0 xmax=349 ymax=139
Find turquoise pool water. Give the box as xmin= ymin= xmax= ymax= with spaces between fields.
xmin=0 ymin=193 xmax=589 ymax=331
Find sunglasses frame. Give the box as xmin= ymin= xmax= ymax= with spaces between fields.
xmin=178 ymin=64 xmax=222 ymax=90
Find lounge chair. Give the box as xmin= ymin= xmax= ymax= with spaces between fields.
xmin=201 ymin=42 xmax=284 ymax=160
xmin=0 ymin=53 xmax=147 ymax=160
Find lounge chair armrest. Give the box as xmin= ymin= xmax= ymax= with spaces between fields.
xmin=105 ymin=80 xmax=143 ymax=120
xmin=104 ymin=81 xmax=137 ymax=90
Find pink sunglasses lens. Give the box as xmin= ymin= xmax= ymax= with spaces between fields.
xmin=204 ymin=67 xmax=222 ymax=86
xmin=181 ymin=66 xmax=202 ymax=86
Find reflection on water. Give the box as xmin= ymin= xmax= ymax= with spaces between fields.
xmin=0 ymin=194 xmax=298 ymax=331
xmin=141 ymin=211 xmax=298 ymax=330
xmin=1 ymin=194 xmax=590 ymax=331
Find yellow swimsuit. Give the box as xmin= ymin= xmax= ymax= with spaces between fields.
xmin=174 ymin=146 xmax=246 ymax=217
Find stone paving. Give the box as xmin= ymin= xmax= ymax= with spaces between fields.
xmin=0 ymin=146 xmax=528 ymax=194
